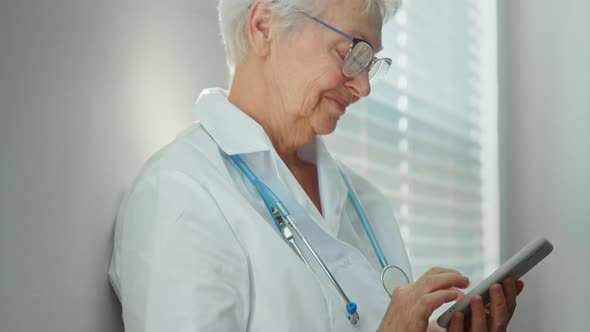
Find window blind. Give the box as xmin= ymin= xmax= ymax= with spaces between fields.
xmin=326 ymin=0 xmax=499 ymax=283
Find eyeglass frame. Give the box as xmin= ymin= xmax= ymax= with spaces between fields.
xmin=299 ymin=12 xmax=392 ymax=83
xmin=246 ymin=1 xmax=392 ymax=83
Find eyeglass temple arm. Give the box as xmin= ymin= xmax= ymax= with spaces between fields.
xmin=247 ymin=2 xmax=356 ymax=41
xmin=247 ymin=2 xmax=356 ymax=42
xmin=299 ymin=12 xmax=356 ymax=41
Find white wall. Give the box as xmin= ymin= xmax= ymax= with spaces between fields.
xmin=499 ymin=0 xmax=590 ymax=331
xmin=0 ymin=1 xmax=227 ymax=331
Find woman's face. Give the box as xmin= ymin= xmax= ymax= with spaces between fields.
xmin=268 ymin=0 xmax=383 ymax=136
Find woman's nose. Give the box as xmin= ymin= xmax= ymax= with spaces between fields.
xmin=346 ymin=70 xmax=371 ymax=97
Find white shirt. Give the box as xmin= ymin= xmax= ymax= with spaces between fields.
xmin=108 ymin=88 xmax=413 ymax=332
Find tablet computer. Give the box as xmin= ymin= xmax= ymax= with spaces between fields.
xmin=437 ymin=237 xmax=554 ymax=329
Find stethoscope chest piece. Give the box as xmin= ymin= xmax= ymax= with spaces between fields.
xmin=381 ymin=264 xmax=410 ymax=297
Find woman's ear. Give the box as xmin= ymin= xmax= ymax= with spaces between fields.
xmin=247 ymin=0 xmax=274 ymax=57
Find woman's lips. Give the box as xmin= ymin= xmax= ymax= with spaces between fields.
xmin=326 ymin=96 xmax=350 ymax=113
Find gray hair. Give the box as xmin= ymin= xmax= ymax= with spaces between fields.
xmin=217 ymin=0 xmax=402 ymax=70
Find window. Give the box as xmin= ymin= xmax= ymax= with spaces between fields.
xmin=326 ymin=0 xmax=500 ymax=283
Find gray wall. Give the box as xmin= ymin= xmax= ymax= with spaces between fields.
xmin=0 ymin=1 xmax=227 ymax=331
xmin=499 ymin=0 xmax=590 ymax=331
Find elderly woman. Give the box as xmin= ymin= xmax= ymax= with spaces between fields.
xmin=109 ymin=0 xmax=523 ymax=331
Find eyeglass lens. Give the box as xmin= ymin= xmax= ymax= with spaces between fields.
xmin=342 ymin=41 xmax=390 ymax=83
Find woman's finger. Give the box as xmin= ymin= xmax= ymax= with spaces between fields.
xmin=488 ymin=284 xmax=509 ymax=332
xmin=416 ymin=289 xmax=462 ymax=318
xmin=501 ymin=278 xmax=516 ymax=301
xmin=449 ymin=287 xmax=466 ymax=301
xmin=419 ymin=272 xmax=470 ymax=293
xmin=515 ymin=279 xmax=525 ymax=295
xmin=422 ymin=266 xmax=463 ymax=276
xmin=501 ymin=278 xmax=517 ymax=319
xmin=470 ymin=295 xmax=487 ymax=332
xmin=447 ymin=311 xmax=464 ymax=332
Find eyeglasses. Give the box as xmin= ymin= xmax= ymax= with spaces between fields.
xmin=301 ymin=12 xmax=392 ymax=84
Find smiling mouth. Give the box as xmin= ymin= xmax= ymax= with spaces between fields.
xmin=326 ymin=96 xmax=350 ymax=113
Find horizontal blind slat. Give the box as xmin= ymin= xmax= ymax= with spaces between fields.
xmin=327 ymin=132 xmax=482 ymax=184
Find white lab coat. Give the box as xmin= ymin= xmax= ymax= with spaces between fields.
xmin=108 ymin=88 xmax=413 ymax=332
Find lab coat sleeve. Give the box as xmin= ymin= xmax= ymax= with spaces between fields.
xmin=111 ymin=167 xmax=250 ymax=332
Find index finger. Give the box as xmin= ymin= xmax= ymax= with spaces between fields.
xmin=419 ymin=272 xmax=470 ymax=293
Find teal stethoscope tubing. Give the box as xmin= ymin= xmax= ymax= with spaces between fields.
xmin=339 ymin=170 xmax=389 ymax=268
xmin=229 ymin=155 xmax=389 ymax=267
xmin=229 ymin=154 xmax=399 ymax=325
xmin=230 ymin=155 xmax=351 ymax=303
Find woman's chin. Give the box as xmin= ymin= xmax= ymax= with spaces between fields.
xmin=313 ymin=120 xmax=339 ymax=136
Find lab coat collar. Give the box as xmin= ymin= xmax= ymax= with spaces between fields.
xmin=193 ymin=88 xmax=347 ymax=236
xmin=194 ymin=88 xmax=271 ymax=155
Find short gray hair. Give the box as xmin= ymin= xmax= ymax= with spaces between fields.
xmin=217 ymin=0 xmax=402 ymax=69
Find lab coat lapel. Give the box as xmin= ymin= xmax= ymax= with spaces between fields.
xmin=316 ymin=137 xmax=347 ymax=237
xmin=295 ymin=136 xmax=347 ymax=237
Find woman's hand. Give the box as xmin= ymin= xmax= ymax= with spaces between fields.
xmin=447 ymin=278 xmax=525 ymax=332
xmin=377 ymin=267 xmax=470 ymax=332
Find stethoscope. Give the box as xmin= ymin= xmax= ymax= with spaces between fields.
xmin=229 ymin=155 xmax=410 ymax=326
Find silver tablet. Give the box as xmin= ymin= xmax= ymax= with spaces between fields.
xmin=437 ymin=237 xmax=554 ymax=329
